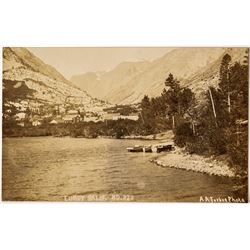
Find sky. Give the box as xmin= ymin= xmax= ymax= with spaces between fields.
xmin=28 ymin=47 xmax=173 ymax=79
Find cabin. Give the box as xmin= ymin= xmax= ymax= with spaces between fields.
xmin=72 ymin=115 xmax=81 ymax=123
xmin=67 ymin=110 xmax=79 ymax=115
xmin=112 ymin=113 xmax=121 ymax=120
xmin=55 ymin=117 xmax=64 ymax=124
xmin=63 ymin=114 xmax=82 ymax=123
xmin=120 ymin=114 xmax=139 ymax=121
xmin=15 ymin=112 xmax=26 ymax=121
xmin=32 ymin=120 xmax=42 ymax=126
xmin=50 ymin=120 xmax=58 ymax=125
xmin=29 ymin=115 xmax=42 ymax=126
xmin=103 ymin=113 xmax=115 ymax=120
xmin=63 ymin=115 xmax=74 ymax=123
xmin=59 ymin=106 xmax=66 ymax=114
xmin=17 ymin=122 xmax=25 ymax=127
xmin=84 ymin=116 xmax=99 ymax=123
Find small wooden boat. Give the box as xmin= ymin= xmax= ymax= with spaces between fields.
xmin=150 ymin=143 xmax=174 ymax=153
xmin=126 ymin=145 xmax=152 ymax=153
xmin=126 ymin=145 xmax=144 ymax=152
xmin=156 ymin=144 xmax=173 ymax=153
xmin=127 ymin=143 xmax=174 ymax=153
xmin=142 ymin=146 xmax=152 ymax=153
xmin=53 ymin=134 xmax=63 ymax=137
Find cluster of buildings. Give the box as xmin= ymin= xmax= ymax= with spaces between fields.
xmin=13 ymin=109 xmax=83 ymax=127
xmin=4 ymin=100 xmax=140 ymax=127
xmin=102 ymin=113 xmax=139 ymax=121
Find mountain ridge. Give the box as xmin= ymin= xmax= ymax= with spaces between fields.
xmin=71 ymin=60 xmax=151 ymax=99
xmin=71 ymin=48 xmax=242 ymax=104
xmin=3 ymin=47 xmax=104 ymax=110
xmin=4 ymin=47 xmax=71 ymax=84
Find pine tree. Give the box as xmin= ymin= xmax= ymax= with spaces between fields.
xmin=243 ymin=48 xmax=249 ymax=66
xmin=219 ymin=53 xmax=232 ymax=114
xmin=140 ymin=95 xmax=156 ymax=134
xmin=164 ymin=74 xmax=181 ymax=128
xmin=164 ymin=73 xmax=195 ymax=129
xmin=228 ymin=62 xmax=248 ymax=120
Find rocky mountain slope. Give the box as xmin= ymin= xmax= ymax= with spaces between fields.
xmin=183 ymin=48 xmax=247 ymax=99
xmin=3 ymin=47 xmax=100 ymax=107
xmin=71 ymin=48 xmax=246 ymax=104
xmin=71 ymin=60 xmax=151 ymax=99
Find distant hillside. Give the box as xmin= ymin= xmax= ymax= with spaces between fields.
xmin=183 ymin=48 xmax=247 ymax=100
xmin=3 ymin=47 xmax=72 ymax=84
xmin=3 ymin=47 xmax=100 ymax=107
xmin=71 ymin=61 xmax=151 ymax=99
xmin=71 ymin=48 xmax=246 ymax=104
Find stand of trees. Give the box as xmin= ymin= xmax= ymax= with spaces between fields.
xmin=138 ymin=50 xmax=248 ymax=175
xmin=139 ymin=73 xmax=196 ymax=142
xmin=163 ymin=50 xmax=248 ymax=175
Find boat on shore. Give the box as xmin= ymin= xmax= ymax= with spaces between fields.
xmin=126 ymin=145 xmax=148 ymax=152
xmin=152 ymin=144 xmax=173 ymax=153
xmin=53 ymin=134 xmax=64 ymax=138
xmin=126 ymin=142 xmax=174 ymax=153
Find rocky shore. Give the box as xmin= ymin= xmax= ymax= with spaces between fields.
xmin=122 ymin=131 xmax=174 ymax=140
xmin=151 ymin=147 xmax=235 ymax=178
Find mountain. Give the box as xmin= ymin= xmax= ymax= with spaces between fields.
xmin=2 ymin=47 xmax=101 ymax=108
xmin=71 ymin=48 xmax=246 ymax=104
xmin=3 ymin=47 xmax=71 ymax=84
xmin=71 ymin=61 xmax=151 ymax=100
xmin=182 ymin=48 xmax=247 ymax=99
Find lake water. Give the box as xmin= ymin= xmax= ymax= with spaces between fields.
xmin=2 ymin=137 xmax=240 ymax=202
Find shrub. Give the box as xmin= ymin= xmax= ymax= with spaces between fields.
xmin=174 ymin=122 xmax=193 ymax=147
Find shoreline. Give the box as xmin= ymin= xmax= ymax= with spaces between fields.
xmin=2 ymin=135 xmax=160 ymax=140
xmin=151 ymin=148 xmax=236 ymax=178
xmin=3 ymin=131 xmax=174 ymax=140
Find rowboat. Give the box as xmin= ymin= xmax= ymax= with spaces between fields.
xmin=127 ymin=143 xmax=174 ymax=153
xmin=126 ymin=145 xmax=144 ymax=152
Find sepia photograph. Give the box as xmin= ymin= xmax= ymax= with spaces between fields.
xmin=2 ymin=47 xmax=248 ymax=202
xmin=1 ymin=1 xmax=250 ymax=250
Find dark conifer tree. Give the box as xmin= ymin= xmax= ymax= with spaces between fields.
xmin=219 ymin=53 xmax=232 ymax=114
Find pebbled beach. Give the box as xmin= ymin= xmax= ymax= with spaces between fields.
xmin=151 ymin=147 xmax=236 ymax=178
